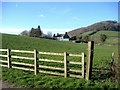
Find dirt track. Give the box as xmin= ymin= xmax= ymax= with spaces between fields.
xmin=0 ymin=80 xmax=16 ymax=89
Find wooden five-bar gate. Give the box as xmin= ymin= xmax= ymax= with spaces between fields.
xmin=0 ymin=41 xmax=94 ymax=80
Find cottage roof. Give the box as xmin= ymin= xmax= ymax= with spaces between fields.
xmin=63 ymin=32 xmax=70 ymax=38
xmin=55 ymin=34 xmax=64 ymax=37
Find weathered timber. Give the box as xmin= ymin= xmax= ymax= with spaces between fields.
xmin=12 ymin=66 xmax=34 ymax=71
xmin=38 ymin=51 xmax=64 ymax=56
xmin=69 ymin=61 xmax=82 ymax=65
xmin=0 ymin=55 xmax=7 ymax=57
xmin=11 ymin=56 xmax=34 ymax=60
xmin=12 ymin=61 xmax=34 ymax=67
xmin=0 ymin=60 xmax=8 ymax=63
xmin=39 ymin=58 xmax=63 ymax=63
xmin=34 ymin=49 xmax=38 ymax=75
xmin=70 ymin=74 xmax=83 ymax=78
xmin=11 ymin=50 xmax=34 ymax=53
xmin=82 ymin=52 xmax=85 ymax=78
xmin=39 ymin=70 xmax=64 ymax=76
xmin=69 ymin=54 xmax=82 ymax=57
xmin=0 ymin=49 xmax=7 ymax=51
xmin=69 ymin=69 xmax=82 ymax=73
xmin=64 ymin=52 xmax=68 ymax=78
xmin=0 ymin=64 xmax=8 ymax=67
xmin=86 ymin=41 xmax=94 ymax=80
xmin=39 ymin=65 xmax=64 ymax=71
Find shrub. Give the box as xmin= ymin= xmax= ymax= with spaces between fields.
xmin=100 ymin=34 xmax=107 ymax=43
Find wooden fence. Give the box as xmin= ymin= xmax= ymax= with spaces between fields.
xmin=0 ymin=41 xmax=94 ymax=80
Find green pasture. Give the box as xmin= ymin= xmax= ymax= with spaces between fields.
xmin=81 ymin=30 xmax=119 ymax=44
xmin=1 ymin=33 xmax=119 ymax=88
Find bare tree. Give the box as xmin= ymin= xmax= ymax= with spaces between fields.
xmin=20 ymin=30 xmax=29 ymax=36
xmin=47 ymin=31 xmax=52 ymax=38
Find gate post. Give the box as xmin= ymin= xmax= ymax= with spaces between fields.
xmin=86 ymin=41 xmax=94 ymax=80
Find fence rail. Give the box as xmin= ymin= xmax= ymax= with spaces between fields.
xmin=0 ymin=49 xmax=7 ymax=51
xmin=38 ymin=51 xmax=64 ymax=56
xmin=11 ymin=56 xmax=34 ymax=60
xmin=39 ymin=65 xmax=64 ymax=71
xmin=12 ymin=66 xmax=34 ymax=71
xmin=0 ymin=55 xmax=8 ymax=57
xmin=11 ymin=49 xmax=34 ymax=53
xmin=38 ymin=58 xmax=64 ymax=63
xmin=12 ymin=61 xmax=34 ymax=67
xmin=0 ymin=60 xmax=8 ymax=63
xmin=0 ymin=48 xmax=85 ymax=79
xmin=39 ymin=70 xmax=64 ymax=76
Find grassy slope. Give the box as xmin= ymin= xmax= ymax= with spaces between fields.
xmin=2 ymin=34 xmax=87 ymax=53
xmin=81 ymin=31 xmax=93 ymax=37
xmin=92 ymin=31 xmax=119 ymax=37
xmin=91 ymin=31 xmax=119 ymax=44
xmin=81 ymin=30 xmax=119 ymax=44
xmin=1 ymin=33 xmax=119 ymax=88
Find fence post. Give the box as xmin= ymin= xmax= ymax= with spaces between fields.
xmin=7 ymin=49 xmax=11 ymax=68
xmin=64 ymin=52 xmax=67 ymax=78
xmin=82 ymin=52 xmax=85 ymax=78
xmin=34 ymin=49 xmax=38 ymax=75
xmin=111 ymin=52 xmax=114 ymax=62
xmin=86 ymin=41 xmax=94 ymax=80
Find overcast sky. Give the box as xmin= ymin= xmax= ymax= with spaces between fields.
xmin=1 ymin=1 xmax=119 ymax=35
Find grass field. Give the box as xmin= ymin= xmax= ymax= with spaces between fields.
xmin=81 ymin=30 xmax=119 ymax=44
xmin=1 ymin=33 xmax=119 ymax=88
xmin=91 ymin=31 xmax=119 ymax=44
xmin=81 ymin=31 xmax=93 ymax=37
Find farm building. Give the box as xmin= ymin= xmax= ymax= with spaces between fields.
xmin=29 ymin=25 xmax=42 ymax=37
xmin=53 ymin=32 xmax=70 ymax=41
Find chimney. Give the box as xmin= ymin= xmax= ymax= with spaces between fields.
xmin=38 ymin=25 xmax=40 ymax=30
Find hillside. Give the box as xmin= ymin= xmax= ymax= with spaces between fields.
xmin=82 ymin=31 xmax=120 ymax=45
xmin=68 ymin=20 xmax=120 ymax=37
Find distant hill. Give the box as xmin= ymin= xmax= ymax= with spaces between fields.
xmin=68 ymin=20 xmax=120 ymax=37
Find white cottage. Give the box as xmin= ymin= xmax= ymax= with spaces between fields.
xmin=54 ymin=32 xmax=70 ymax=41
